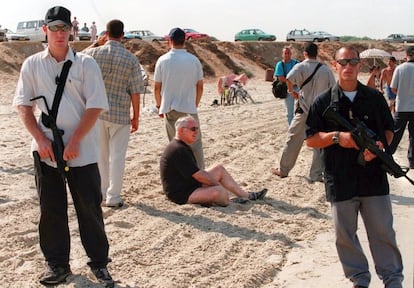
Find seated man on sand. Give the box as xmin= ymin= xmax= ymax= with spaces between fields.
xmin=160 ymin=115 xmax=267 ymax=206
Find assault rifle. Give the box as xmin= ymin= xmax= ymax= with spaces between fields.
xmin=30 ymin=96 xmax=69 ymax=181
xmin=323 ymin=106 xmax=414 ymax=185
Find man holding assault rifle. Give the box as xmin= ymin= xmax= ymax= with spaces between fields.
xmin=13 ymin=6 xmax=115 ymax=287
xmin=305 ymin=46 xmax=403 ymax=288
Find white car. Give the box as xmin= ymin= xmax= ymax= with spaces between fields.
xmin=127 ymin=30 xmax=165 ymax=42
xmin=5 ymin=28 xmax=30 ymax=41
xmin=0 ymin=28 xmax=6 ymax=42
xmin=312 ymin=31 xmax=340 ymax=42
xmin=16 ymin=19 xmax=46 ymax=42
xmin=77 ymin=29 xmax=92 ymax=41
xmin=286 ymin=29 xmax=319 ymax=42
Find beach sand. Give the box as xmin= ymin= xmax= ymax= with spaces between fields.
xmin=0 ymin=48 xmax=412 ymax=287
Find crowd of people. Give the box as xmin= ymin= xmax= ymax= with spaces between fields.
xmin=12 ymin=4 xmax=413 ymax=288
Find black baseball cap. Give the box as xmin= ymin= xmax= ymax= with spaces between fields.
xmin=45 ymin=6 xmax=72 ymax=27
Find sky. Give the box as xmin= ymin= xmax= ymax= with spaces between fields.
xmin=1 ymin=0 xmax=413 ymax=41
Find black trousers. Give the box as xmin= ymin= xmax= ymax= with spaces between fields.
xmin=389 ymin=111 xmax=414 ymax=167
xmin=35 ymin=161 xmax=109 ymax=269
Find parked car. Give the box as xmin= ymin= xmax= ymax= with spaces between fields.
xmin=183 ymin=28 xmax=209 ymax=40
xmin=312 ymin=31 xmax=340 ymax=41
xmin=77 ymin=30 xmax=91 ymax=41
xmin=383 ymin=34 xmax=414 ymax=43
xmin=5 ymin=28 xmax=30 ymax=41
xmin=123 ymin=32 xmax=142 ymax=40
xmin=127 ymin=30 xmax=164 ymax=42
xmin=16 ymin=19 xmax=46 ymax=42
xmin=165 ymin=28 xmax=209 ymax=41
xmin=234 ymin=29 xmax=276 ymax=41
xmin=0 ymin=27 xmax=7 ymax=42
xmin=286 ymin=29 xmax=319 ymax=42
xmin=97 ymin=30 xmax=142 ymax=40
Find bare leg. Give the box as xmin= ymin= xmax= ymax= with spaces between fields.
xmin=206 ymin=164 xmax=249 ymax=198
xmin=188 ymin=186 xmax=230 ymax=207
xmin=187 ymin=164 xmax=248 ymax=207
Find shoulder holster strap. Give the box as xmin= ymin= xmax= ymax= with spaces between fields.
xmin=300 ymin=62 xmax=322 ymax=90
xmin=42 ymin=58 xmax=73 ymax=127
xmin=50 ymin=60 xmax=73 ymax=120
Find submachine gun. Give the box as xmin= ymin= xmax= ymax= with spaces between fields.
xmin=30 ymin=95 xmax=69 ymax=181
xmin=323 ymin=106 xmax=414 ymax=185
xmin=29 ymin=58 xmax=72 ymax=182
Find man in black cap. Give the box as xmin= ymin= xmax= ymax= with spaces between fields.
xmin=389 ymin=46 xmax=414 ymax=167
xmin=154 ymin=27 xmax=205 ymax=169
xmin=13 ymin=6 xmax=114 ymax=287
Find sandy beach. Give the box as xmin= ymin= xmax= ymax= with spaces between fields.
xmin=0 ymin=41 xmax=413 ymax=287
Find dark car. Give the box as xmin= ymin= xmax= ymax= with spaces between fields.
xmin=234 ymin=29 xmax=276 ymax=41
xmin=383 ymin=34 xmax=414 ymax=43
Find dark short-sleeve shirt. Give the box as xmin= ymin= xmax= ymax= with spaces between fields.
xmin=160 ymin=139 xmax=202 ymax=204
xmin=306 ymin=82 xmax=394 ymax=202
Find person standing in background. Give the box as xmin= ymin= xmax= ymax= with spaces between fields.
xmin=379 ymin=56 xmax=397 ymax=113
xmin=272 ymin=42 xmax=335 ymax=183
xmin=81 ymin=22 xmax=89 ymax=32
xmin=388 ymin=46 xmax=414 ymax=168
xmin=366 ymin=65 xmax=379 ymax=89
xmin=274 ymin=46 xmax=300 ymax=125
xmin=71 ymin=16 xmax=79 ymax=40
xmin=90 ymin=21 xmax=97 ymax=40
xmin=154 ymin=27 xmax=205 ymax=169
xmin=84 ymin=19 xmax=144 ymax=208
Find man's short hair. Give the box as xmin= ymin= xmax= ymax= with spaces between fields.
xmin=304 ymin=42 xmax=318 ymax=57
xmin=175 ymin=115 xmax=193 ymax=130
xmin=390 ymin=56 xmax=397 ymax=62
xmin=334 ymin=46 xmax=360 ymax=60
xmin=406 ymin=46 xmax=414 ymax=57
xmin=106 ymin=19 xmax=124 ymax=38
xmin=169 ymin=27 xmax=185 ymax=45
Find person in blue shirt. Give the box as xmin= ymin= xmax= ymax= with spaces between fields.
xmin=274 ymin=47 xmax=300 ymax=125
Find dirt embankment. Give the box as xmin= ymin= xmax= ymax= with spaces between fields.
xmin=0 ymin=39 xmax=406 ymax=82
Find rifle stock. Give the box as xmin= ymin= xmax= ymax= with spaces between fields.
xmin=323 ymin=106 xmax=414 ymax=185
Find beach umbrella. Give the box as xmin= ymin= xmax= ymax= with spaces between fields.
xmin=360 ymin=48 xmax=392 ymax=65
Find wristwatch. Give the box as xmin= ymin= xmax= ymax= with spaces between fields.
xmin=332 ymin=131 xmax=340 ymax=144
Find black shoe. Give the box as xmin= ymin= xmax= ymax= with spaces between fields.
xmin=39 ymin=265 xmax=71 ymax=286
xmin=353 ymin=285 xmax=368 ymax=288
xmin=248 ymin=188 xmax=268 ymax=200
xmin=91 ymin=267 xmax=114 ymax=288
xmin=105 ymin=201 xmax=124 ymax=208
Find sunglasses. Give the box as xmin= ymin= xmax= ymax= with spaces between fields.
xmin=185 ymin=126 xmax=199 ymax=132
xmin=336 ymin=58 xmax=360 ymax=66
xmin=48 ymin=25 xmax=70 ymax=32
